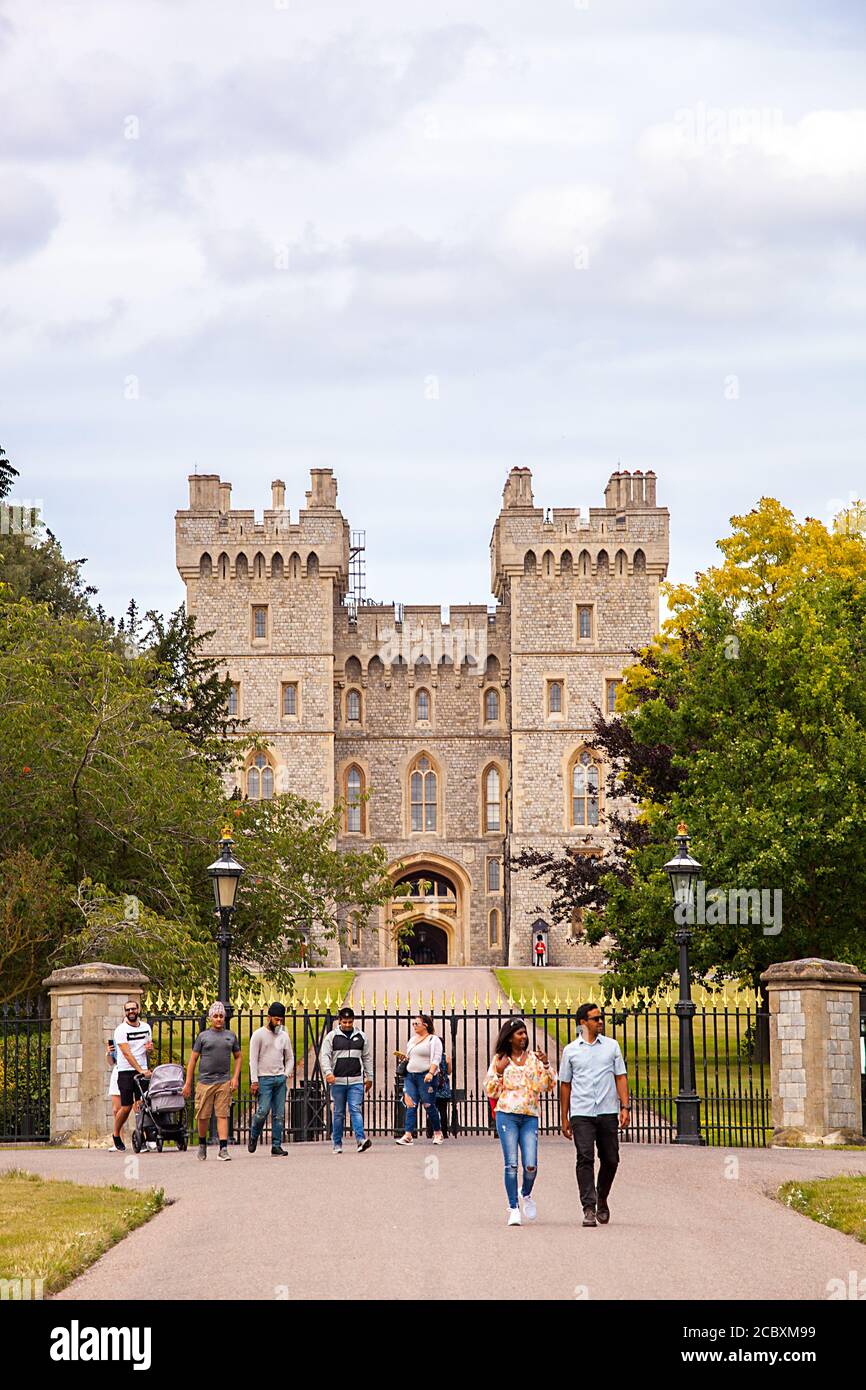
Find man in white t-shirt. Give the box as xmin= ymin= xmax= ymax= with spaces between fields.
xmin=112 ymin=999 xmax=153 ymax=1152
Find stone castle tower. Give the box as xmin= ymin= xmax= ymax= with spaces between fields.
xmin=176 ymin=466 xmax=669 ymax=969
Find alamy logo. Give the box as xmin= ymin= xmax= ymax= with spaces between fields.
xmin=674 ymin=881 xmax=782 ymax=936
xmin=49 ymin=1321 xmax=152 ymax=1371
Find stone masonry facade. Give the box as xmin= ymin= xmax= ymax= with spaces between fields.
xmin=176 ymin=465 xmax=669 ymax=968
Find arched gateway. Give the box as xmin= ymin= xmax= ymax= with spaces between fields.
xmin=389 ymin=860 xmax=469 ymax=965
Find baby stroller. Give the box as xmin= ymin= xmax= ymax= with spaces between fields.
xmin=131 ymin=1063 xmax=188 ymax=1152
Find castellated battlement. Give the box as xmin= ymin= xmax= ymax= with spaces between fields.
xmin=491 ymin=466 xmax=669 ymax=598
xmin=176 ymin=468 xmax=350 ymax=587
xmin=333 ymin=600 xmax=509 ymax=682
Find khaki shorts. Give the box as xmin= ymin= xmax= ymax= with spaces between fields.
xmin=194 ymin=1080 xmax=233 ymax=1121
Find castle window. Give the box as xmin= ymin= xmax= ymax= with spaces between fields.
xmin=282 ymin=682 xmax=298 ymax=717
xmin=606 ymin=679 xmax=621 ymax=715
xmin=289 ymin=552 xmax=301 ymax=580
xmin=410 ymin=755 xmax=438 ymax=833
xmin=570 ymin=749 xmax=601 ymax=828
xmin=578 ymin=550 xmax=591 ymax=577
xmin=271 ymin=553 xmax=284 ymax=578
xmin=236 ymin=553 xmax=249 ymax=580
xmin=596 ymin=550 xmax=609 ymax=576
xmin=218 ymin=552 xmax=230 ymax=580
xmin=350 ymin=914 xmax=361 ymax=948
xmin=200 ymin=553 xmax=212 ymax=578
xmin=307 ymin=552 xmax=319 ymax=577
xmin=484 ymin=764 xmax=502 ymax=833
xmin=346 ymin=689 xmax=362 ymax=723
xmin=485 ymin=689 xmax=500 ymax=723
xmin=227 ymin=683 xmax=239 ymax=717
xmin=548 ymin=680 xmax=563 ymax=715
xmin=577 ymin=605 xmax=593 ymax=641
xmin=416 ymin=689 xmax=430 ymax=722
xmin=543 ymin=550 xmax=555 ymax=578
xmin=254 ymin=552 xmax=266 ymax=580
xmin=615 ymin=549 xmax=627 ymax=577
xmin=346 ymin=765 xmax=365 ymax=834
xmin=524 ymin=550 xmax=537 ymax=576
xmin=487 ymin=858 xmax=501 ymax=893
xmin=489 ymin=909 xmax=500 ymax=947
xmin=247 ymin=752 xmax=275 ymax=801
xmin=561 ymin=551 xmax=573 ymax=576
xmin=252 ymin=605 xmax=268 ymax=640
xmin=633 ymin=548 xmax=646 ymax=573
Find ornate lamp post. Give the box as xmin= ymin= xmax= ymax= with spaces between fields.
xmin=663 ymin=823 xmax=704 ymax=1146
xmin=206 ymin=827 xmax=245 ymax=1021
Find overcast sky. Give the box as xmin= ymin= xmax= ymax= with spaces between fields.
xmin=2 ymin=0 xmax=864 ymax=619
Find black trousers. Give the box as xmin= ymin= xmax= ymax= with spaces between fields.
xmin=425 ymin=1096 xmax=450 ymax=1138
xmin=571 ymin=1114 xmax=620 ymax=1209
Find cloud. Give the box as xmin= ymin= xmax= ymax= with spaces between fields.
xmin=0 ymin=173 xmax=59 ymax=262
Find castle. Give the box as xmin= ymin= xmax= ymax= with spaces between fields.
xmin=176 ymin=466 xmax=669 ymax=968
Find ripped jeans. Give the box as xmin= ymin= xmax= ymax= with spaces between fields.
xmin=495 ymin=1111 xmax=538 ymax=1209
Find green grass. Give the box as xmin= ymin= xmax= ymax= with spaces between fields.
xmin=778 ymin=1176 xmax=866 ymax=1243
xmin=0 ymin=1169 xmax=164 ymax=1295
xmin=495 ymin=968 xmax=604 ymax=1005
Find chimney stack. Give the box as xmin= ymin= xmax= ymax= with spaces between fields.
xmin=218 ymin=481 xmax=232 ymax=514
xmin=271 ymin=479 xmax=286 ymax=510
xmin=305 ymin=468 xmax=338 ymax=510
xmin=188 ymin=474 xmax=221 ymax=511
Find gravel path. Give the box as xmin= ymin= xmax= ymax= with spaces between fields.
xmin=5 ymin=1141 xmax=864 ymax=1302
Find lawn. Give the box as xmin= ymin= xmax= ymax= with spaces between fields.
xmin=0 ymin=1169 xmax=164 ymax=1295
xmin=779 ymin=1176 xmax=866 ymax=1244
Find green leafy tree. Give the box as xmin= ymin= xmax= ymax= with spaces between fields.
xmin=0 ymin=849 xmax=70 ymax=1005
xmin=516 ymin=499 xmax=866 ymax=997
xmin=0 ymin=445 xmax=18 ymax=500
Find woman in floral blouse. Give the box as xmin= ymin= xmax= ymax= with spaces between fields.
xmin=485 ymin=1017 xmax=557 ymax=1226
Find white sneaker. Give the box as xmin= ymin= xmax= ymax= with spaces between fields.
xmin=507 ymin=1208 xmax=522 ymax=1226
xmin=332 ymin=1146 xmax=343 ymax=1155
xmin=432 ymin=1133 xmax=444 ymax=1145
xmin=395 ymin=1134 xmax=414 ymax=1146
xmin=521 ymin=1195 xmax=537 ymax=1222
xmin=146 ymin=1141 xmax=157 ymax=1152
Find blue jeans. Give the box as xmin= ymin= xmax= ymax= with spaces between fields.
xmin=403 ymin=1071 xmax=441 ymax=1134
xmin=495 ymin=1112 xmax=539 ymax=1209
xmin=332 ymin=1083 xmax=366 ymax=1145
xmin=251 ymin=1075 xmax=287 ymax=1149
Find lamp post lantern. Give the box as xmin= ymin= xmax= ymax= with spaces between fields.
xmin=206 ymin=827 xmax=245 ymax=1021
xmin=663 ymin=822 xmax=704 ymax=1145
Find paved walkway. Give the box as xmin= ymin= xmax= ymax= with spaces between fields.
xmin=5 ymin=1142 xmax=865 ymax=1301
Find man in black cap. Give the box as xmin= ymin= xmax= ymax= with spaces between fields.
xmin=248 ymin=1003 xmax=294 ymax=1156
xmin=321 ymin=1007 xmax=373 ymax=1154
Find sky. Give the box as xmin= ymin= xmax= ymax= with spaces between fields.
xmin=1 ymin=0 xmax=865 ymax=619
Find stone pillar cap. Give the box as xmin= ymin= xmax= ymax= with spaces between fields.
xmin=761 ymin=958 xmax=866 ymax=987
xmin=43 ymin=963 xmax=150 ymax=990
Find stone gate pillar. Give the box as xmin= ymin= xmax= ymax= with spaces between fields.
xmin=42 ymin=963 xmax=150 ymax=1145
xmin=761 ymin=958 xmax=866 ymax=1146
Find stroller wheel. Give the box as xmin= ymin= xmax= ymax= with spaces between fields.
xmin=156 ymin=1137 xmax=164 ymax=1152
xmin=176 ymin=1134 xmax=188 ymax=1152
xmin=131 ymin=1130 xmax=142 ymax=1153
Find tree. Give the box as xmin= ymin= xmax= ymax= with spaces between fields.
xmin=0 ymin=850 xmax=69 ymax=1005
xmin=0 ymin=445 xmax=18 ymax=500
xmin=516 ymin=499 xmax=866 ymax=997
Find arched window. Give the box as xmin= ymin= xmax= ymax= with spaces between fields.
xmin=271 ymin=553 xmax=284 ymax=578
xmin=561 ymin=550 xmax=573 ymax=576
xmin=218 ymin=552 xmax=230 ymax=580
xmin=253 ymin=552 xmax=266 ymax=580
xmin=416 ymin=689 xmax=430 ymax=722
xmin=368 ymin=655 xmax=384 ymax=680
xmin=346 ymin=689 xmax=362 ymax=723
xmin=570 ymin=749 xmax=601 ymax=827
xmin=543 ymin=549 xmax=555 ymax=578
xmin=289 ymin=552 xmax=301 ymax=580
xmin=489 ymin=909 xmax=500 ymax=947
xmin=596 ymin=549 xmax=609 ymax=576
xmin=410 ymin=755 xmax=438 ymax=833
xmin=578 ymin=549 xmax=591 ymax=577
xmin=633 ymin=548 xmax=646 ymax=573
xmin=307 ymin=552 xmax=319 ymax=577
xmin=615 ymin=549 xmax=627 ymax=577
xmin=346 ymin=765 xmax=364 ymax=834
xmin=247 ymin=752 xmax=275 ymax=801
xmin=485 ymin=688 xmax=500 ymax=723
xmin=235 ymin=553 xmax=249 ymax=580
xmin=345 ymin=656 xmax=362 ymax=684
xmin=487 ymin=857 xmax=501 ymax=893
xmin=524 ymin=550 xmax=537 ymax=576
xmin=200 ymin=553 xmax=212 ymax=578
xmin=548 ymin=680 xmax=563 ymax=715
xmin=484 ymin=764 xmax=502 ymax=833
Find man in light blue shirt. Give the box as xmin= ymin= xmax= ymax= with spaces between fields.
xmin=559 ymin=1002 xmax=630 ymax=1227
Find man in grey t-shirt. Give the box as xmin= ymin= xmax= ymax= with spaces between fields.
xmin=183 ymin=1001 xmax=242 ymax=1161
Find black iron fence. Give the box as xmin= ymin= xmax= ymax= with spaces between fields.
xmin=1 ymin=1001 xmax=51 ymax=1142
xmin=144 ymin=1000 xmax=771 ymax=1148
